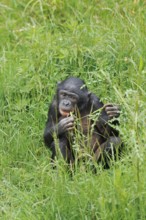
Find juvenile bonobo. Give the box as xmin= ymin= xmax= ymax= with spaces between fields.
xmin=44 ymin=77 xmax=121 ymax=165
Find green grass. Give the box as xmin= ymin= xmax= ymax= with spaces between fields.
xmin=0 ymin=0 xmax=146 ymax=219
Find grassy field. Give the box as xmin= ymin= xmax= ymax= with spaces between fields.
xmin=0 ymin=0 xmax=146 ymax=219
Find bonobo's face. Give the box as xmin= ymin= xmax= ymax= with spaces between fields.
xmin=57 ymin=77 xmax=90 ymax=116
xmin=58 ymin=89 xmax=79 ymax=117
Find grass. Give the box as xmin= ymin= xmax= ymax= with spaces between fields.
xmin=0 ymin=0 xmax=146 ymax=219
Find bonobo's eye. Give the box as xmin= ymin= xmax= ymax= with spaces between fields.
xmin=70 ymin=95 xmax=78 ymax=102
xmin=70 ymin=95 xmax=74 ymax=99
xmin=60 ymin=92 xmax=66 ymax=97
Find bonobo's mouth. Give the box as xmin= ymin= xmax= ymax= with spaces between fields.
xmin=59 ymin=109 xmax=73 ymax=117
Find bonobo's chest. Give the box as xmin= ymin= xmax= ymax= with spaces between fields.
xmin=75 ymin=111 xmax=96 ymax=135
xmin=80 ymin=115 xmax=92 ymax=134
xmin=74 ymin=113 xmax=104 ymax=149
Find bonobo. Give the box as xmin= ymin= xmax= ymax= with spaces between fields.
xmin=44 ymin=77 xmax=122 ymax=165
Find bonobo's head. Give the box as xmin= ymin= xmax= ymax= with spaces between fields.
xmin=57 ymin=77 xmax=90 ymax=117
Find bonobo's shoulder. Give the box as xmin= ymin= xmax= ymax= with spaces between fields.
xmin=90 ymin=93 xmax=104 ymax=109
xmin=50 ymin=95 xmax=57 ymax=107
xmin=47 ymin=95 xmax=57 ymax=116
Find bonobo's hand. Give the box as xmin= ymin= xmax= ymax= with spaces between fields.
xmin=104 ymin=104 xmax=120 ymax=119
xmin=57 ymin=116 xmax=74 ymax=135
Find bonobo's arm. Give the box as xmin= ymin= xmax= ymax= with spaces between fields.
xmin=44 ymin=98 xmax=57 ymax=147
xmin=90 ymin=94 xmax=120 ymax=135
xmin=44 ymin=98 xmax=74 ymax=148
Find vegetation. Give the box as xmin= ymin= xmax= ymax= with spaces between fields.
xmin=0 ymin=0 xmax=146 ymax=219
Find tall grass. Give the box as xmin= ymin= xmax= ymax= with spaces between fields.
xmin=0 ymin=0 xmax=146 ymax=219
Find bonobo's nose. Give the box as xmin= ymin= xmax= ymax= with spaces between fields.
xmin=63 ymin=100 xmax=70 ymax=106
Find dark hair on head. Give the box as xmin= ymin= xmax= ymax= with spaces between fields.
xmin=58 ymin=77 xmax=88 ymax=94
